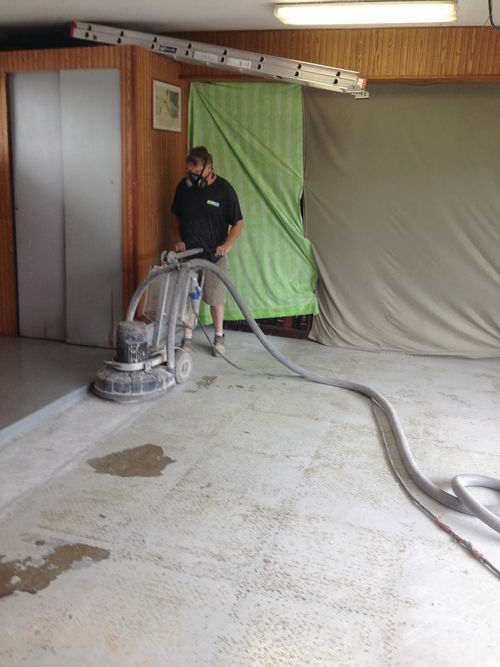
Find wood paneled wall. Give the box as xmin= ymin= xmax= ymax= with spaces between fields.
xmin=176 ymin=26 xmax=500 ymax=81
xmin=0 ymin=45 xmax=188 ymax=335
xmin=133 ymin=49 xmax=189 ymax=285
xmin=1 ymin=26 xmax=498 ymax=336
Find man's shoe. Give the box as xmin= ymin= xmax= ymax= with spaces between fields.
xmin=212 ymin=334 xmax=225 ymax=356
xmin=181 ymin=337 xmax=193 ymax=353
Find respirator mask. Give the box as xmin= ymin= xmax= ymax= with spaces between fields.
xmin=186 ymin=158 xmax=209 ymax=189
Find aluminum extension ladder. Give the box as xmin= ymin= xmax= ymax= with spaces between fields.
xmin=70 ymin=21 xmax=369 ymax=98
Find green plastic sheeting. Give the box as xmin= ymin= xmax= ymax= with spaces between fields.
xmin=188 ymin=82 xmax=318 ymax=323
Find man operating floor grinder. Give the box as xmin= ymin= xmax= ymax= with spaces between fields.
xmin=170 ymin=146 xmax=244 ymax=357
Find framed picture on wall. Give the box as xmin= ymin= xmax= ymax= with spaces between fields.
xmin=153 ymin=80 xmax=181 ymax=132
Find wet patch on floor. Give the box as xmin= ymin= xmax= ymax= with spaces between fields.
xmin=197 ymin=376 xmax=217 ymax=389
xmin=87 ymin=444 xmax=175 ymax=477
xmin=0 ymin=543 xmax=110 ymax=598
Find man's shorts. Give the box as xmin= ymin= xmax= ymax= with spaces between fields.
xmin=202 ymin=254 xmax=229 ymax=306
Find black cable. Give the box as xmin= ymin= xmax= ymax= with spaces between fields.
xmin=194 ymin=315 xmax=301 ymax=380
xmin=193 ymin=316 xmax=500 ymax=580
xmin=489 ymin=0 xmax=500 ymax=29
xmin=180 ymin=274 xmax=500 ymax=579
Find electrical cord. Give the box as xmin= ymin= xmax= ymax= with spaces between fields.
xmin=371 ymin=403 xmax=500 ymax=580
xmin=195 ymin=315 xmax=500 ymax=580
xmin=127 ymin=259 xmax=500 ymax=579
xmin=195 ymin=314 xmax=300 ymax=380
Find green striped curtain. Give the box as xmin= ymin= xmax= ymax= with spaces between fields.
xmin=188 ymin=82 xmax=318 ymax=322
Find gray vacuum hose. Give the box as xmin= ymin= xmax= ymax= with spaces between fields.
xmin=126 ymin=259 xmax=500 ymax=534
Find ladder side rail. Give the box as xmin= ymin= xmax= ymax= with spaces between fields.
xmin=158 ymin=38 xmax=362 ymax=83
xmin=157 ymin=43 xmax=366 ymax=95
xmin=251 ymin=54 xmax=360 ymax=79
xmin=155 ymin=53 xmax=357 ymax=94
xmin=186 ymin=51 xmax=359 ymax=85
xmin=72 ymin=21 xmax=358 ymax=80
xmin=71 ymin=21 xmax=369 ymax=98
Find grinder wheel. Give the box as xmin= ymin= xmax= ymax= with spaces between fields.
xmin=174 ymin=348 xmax=193 ymax=384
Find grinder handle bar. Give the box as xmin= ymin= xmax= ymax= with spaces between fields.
xmin=161 ymin=248 xmax=204 ymax=265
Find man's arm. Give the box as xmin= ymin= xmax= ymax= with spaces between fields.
xmin=171 ymin=212 xmax=186 ymax=252
xmin=216 ymin=219 xmax=243 ymax=256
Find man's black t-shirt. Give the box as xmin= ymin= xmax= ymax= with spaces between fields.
xmin=171 ymin=175 xmax=243 ymax=262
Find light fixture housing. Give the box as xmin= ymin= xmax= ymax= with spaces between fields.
xmin=274 ymin=1 xmax=457 ymax=26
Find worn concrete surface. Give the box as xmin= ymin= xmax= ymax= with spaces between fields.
xmin=0 ymin=331 xmax=499 ymax=666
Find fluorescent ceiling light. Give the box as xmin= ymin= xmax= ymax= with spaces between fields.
xmin=274 ymin=1 xmax=457 ymax=26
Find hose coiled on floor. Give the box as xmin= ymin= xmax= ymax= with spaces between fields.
xmin=127 ymin=259 xmax=500 ymax=535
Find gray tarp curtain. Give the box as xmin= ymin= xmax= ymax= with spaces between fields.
xmin=303 ymin=83 xmax=500 ymax=357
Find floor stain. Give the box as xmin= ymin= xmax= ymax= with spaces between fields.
xmin=0 ymin=543 xmax=110 ymax=598
xmin=197 ymin=376 xmax=217 ymax=389
xmin=87 ymin=444 xmax=175 ymax=477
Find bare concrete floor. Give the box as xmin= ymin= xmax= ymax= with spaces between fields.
xmin=0 ymin=336 xmax=110 ymax=443
xmin=1 ymin=330 xmax=499 ymax=666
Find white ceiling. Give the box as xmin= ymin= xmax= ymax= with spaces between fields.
xmin=0 ymin=0 xmax=495 ymax=33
